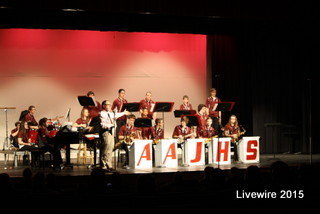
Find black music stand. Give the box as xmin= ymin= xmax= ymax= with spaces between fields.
xmin=135 ymin=118 xmax=152 ymax=128
xmin=153 ymin=102 xmax=174 ymax=132
xmin=173 ymin=110 xmax=196 ymax=118
xmin=185 ymin=115 xmax=200 ymax=127
xmin=77 ymin=96 xmax=96 ymax=107
xmin=121 ymin=102 xmax=140 ymax=112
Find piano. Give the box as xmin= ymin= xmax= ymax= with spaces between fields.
xmin=51 ymin=127 xmax=100 ymax=168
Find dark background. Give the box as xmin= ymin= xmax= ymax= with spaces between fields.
xmin=0 ymin=0 xmax=317 ymax=154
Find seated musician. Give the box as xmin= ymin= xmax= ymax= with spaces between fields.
xmin=139 ymin=107 xmax=152 ymax=140
xmin=172 ymin=116 xmax=195 ymax=146
xmin=38 ymin=117 xmax=63 ymax=168
xmin=150 ymin=118 xmax=164 ymax=144
xmin=73 ymin=108 xmax=92 ymax=132
xmin=117 ymin=114 xmax=140 ymax=169
xmin=224 ymin=114 xmax=241 ymax=162
xmin=17 ymin=121 xmax=39 ymax=151
xmin=179 ymin=95 xmax=193 ymax=110
xmin=197 ymin=117 xmax=216 ymax=144
xmin=10 ymin=121 xmax=21 ymax=149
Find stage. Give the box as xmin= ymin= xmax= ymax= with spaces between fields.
xmin=1 ymin=153 xmax=319 ymax=178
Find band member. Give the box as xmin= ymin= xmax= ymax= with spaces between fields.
xmin=84 ymin=91 xmax=102 ymax=118
xmin=197 ymin=117 xmax=216 ymax=139
xmin=150 ymin=118 xmax=164 ymax=141
xmin=10 ymin=121 xmax=21 ymax=149
xmin=24 ymin=105 xmax=39 ymax=129
xmin=38 ymin=117 xmax=63 ymax=168
xmin=118 ymin=114 xmax=140 ymax=169
xmin=172 ymin=116 xmax=195 ymax=145
xmin=206 ymin=88 xmax=222 ymax=134
xmin=197 ymin=104 xmax=209 ymax=131
xmin=112 ymin=89 xmax=128 ymax=141
xmin=73 ymin=108 xmax=92 ymax=131
xmin=138 ymin=107 xmax=152 ymax=140
xmin=179 ymin=95 xmax=193 ymax=110
xmin=139 ymin=91 xmax=156 ymax=120
xmin=17 ymin=121 xmax=38 ymax=151
xmin=224 ymin=114 xmax=241 ymax=162
xmin=99 ymin=100 xmax=129 ymax=171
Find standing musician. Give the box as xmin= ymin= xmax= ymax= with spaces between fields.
xmin=118 ymin=114 xmax=140 ymax=169
xmin=24 ymin=105 xmax=39 ymax=130
xmin=98 ymin=100 xmax=129 ymax=171
xmin=150 ymin=118 xmax=164 ymax=143
xmin=138 ymin=107 xmax=152 ymax=140
xmin=179 ymin=95 xmax=193 ymax=110
xmin=38 ymin=117 xmax=64 ymax=168
xmin=84 ymin=91 xmax=102 ymax=118
xmin=112 ymin=89 xmax=128 ymax=142
xmin=224 ymin=114 xmax=241 ymax=162
xmin=139 ymin=91 xmax=157 ymax=120
xmin=206 ymin=88 xmax=222 ymax=135
xmin=197 ymin=104 xmax=209 ymax=131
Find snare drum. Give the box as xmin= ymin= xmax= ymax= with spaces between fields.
xmin=28 ymin=129 xmax=39 ymax=144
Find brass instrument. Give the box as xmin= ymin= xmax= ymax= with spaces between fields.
xmin=204 ymin=135 xmax=218 ymax=144
xmin=231 ymin=126 xmax=246 ymax=143
xmin=114 ymin=132 xmax=136 ymax=150
xmin=152 ymin=139 xmax=160 ymax=145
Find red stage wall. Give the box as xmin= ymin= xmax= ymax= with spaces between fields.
xmin=0 ymin=29 xmax=207 ymax=143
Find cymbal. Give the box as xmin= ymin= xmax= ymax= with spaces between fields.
xmin=49 ymin=116 xmax=64 ymax=120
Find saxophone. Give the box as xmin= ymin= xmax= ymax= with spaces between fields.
xmin=114 ymin=132 xmax=136 ymax=150
xmin=231 ymin=126 xmax=246 ymax=143
xmin=204 ymin=135 xmax=218 ymax=144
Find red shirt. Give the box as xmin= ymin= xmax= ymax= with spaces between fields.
xmin=224 ymin=124 xmax=239 ymax=135
xmin=139 ymin=99 xmax=155 ymax=118
xmin=172 ymin=125 xmax=191 ymax=138
xmin=197 ymin=126 xmax=215 ymax=138
xmin=17 ymin=130 xmax=29 ymax=144
xmin=150 ymin=126 xmax=164 ymax=140
xmin=24 ymin=113 xmax=37 ymax=125
xmin=179 ymin=103 xmax=193 ymax=110
xmin=206 ymin=96 xmax=221 ymax=117
xmin=112 ymin=97 xmax=128 ymax=121
xmin=75 ymin=118 xmax=90 ymax=126
xmin=197 ymin=113 xmax=208 ymax=130
xmin=85 ymin=101 xmax=102 ymax=118
xmin=118 ymin=125 xmax=139 ymax=139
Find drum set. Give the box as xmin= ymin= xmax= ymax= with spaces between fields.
xmin=27 ymin=116 xmax=64 ymax=144
xmin=47 ymin=116 xmax=64 ymax=138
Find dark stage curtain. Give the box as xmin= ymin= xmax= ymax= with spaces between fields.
xmin=208 ymin=23 xmax=317 ymax=154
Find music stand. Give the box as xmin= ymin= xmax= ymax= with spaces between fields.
xmin=77 ymin=96 xmax=96 ymax=107
xmin=184 ymin=115 xmax=200 ymax=127
xmin=215 ymin=101 xmax=235 ymax=112
xmin=134 ymin=118 xmax=152 ymax=128
xmin=174 ymin=110 xmax=196 ymax=118
xmin=153 ymin=102 xmax=174 ymax=132
xmin=121 ymin=102 xmax=140 ymax=112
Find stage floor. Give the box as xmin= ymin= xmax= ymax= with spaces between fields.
xmin=1 ymin=153 xmax=319 ymax=178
